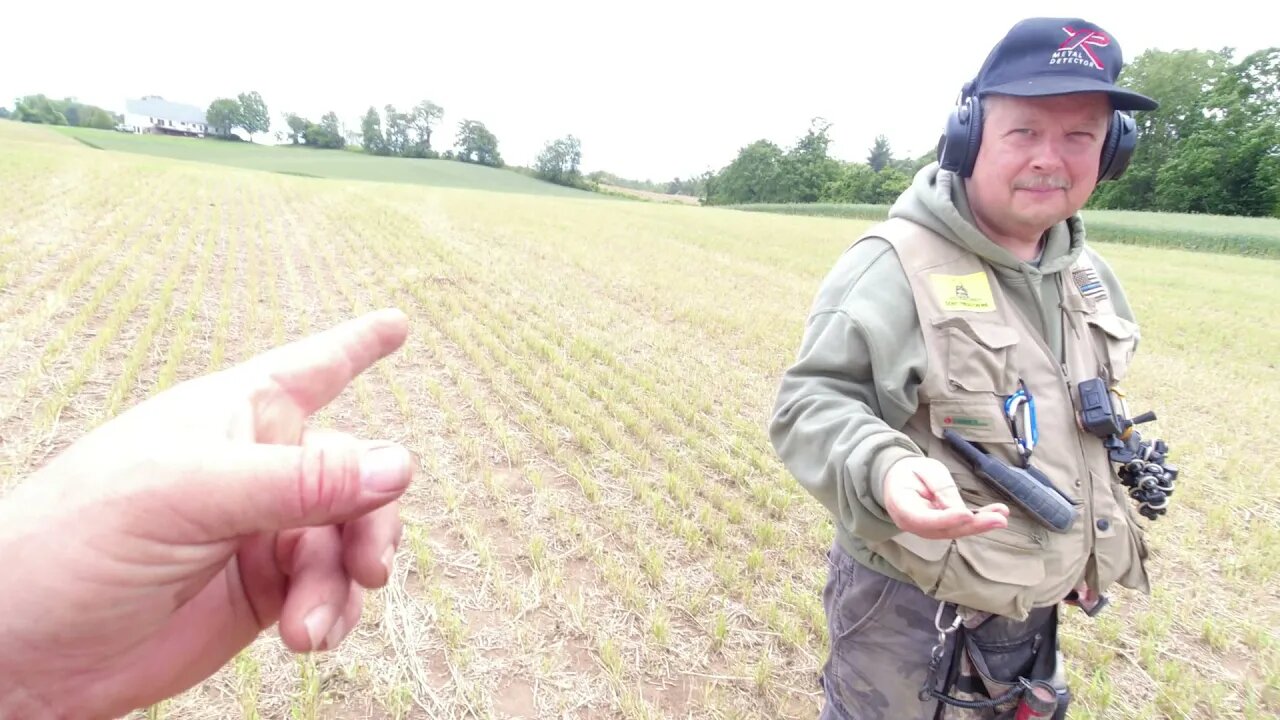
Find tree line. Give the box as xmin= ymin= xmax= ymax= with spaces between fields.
xmin=1 ymin=86 xmax=582 ymax=181
xmin=227 ymin=92 xmax=522 ymax=171
xmin=205 ymin=92 xmax=270 ymax=141
xmin=584 ymin=171 xmax=706 ymax=197
xmin=1088 ymin=46 xmax=1279 ymax=217
xmin=276 ymin=99 xmax=510 ymax=169
xmin=701 ymin=120 xmax=931 ymax=206
xmin=5 ymin=45 xmax=1271 ymax=213
xmin=2 ymin=95 xmax=121 ymax=129
xmin=701 ymin=46 xmax=1279 ymax=217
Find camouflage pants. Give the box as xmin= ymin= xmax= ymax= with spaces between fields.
xmin=818 ymin=540 xmax=1067 ymax=720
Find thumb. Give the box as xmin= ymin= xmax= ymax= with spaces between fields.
xmin=147 ymin=439 xmax=414 ymax=542
xmin=915 ymin=468 xmax=966 ymax=511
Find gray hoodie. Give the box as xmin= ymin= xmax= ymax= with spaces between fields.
xmin=768 ymin=163 xmax=1136 ymax=583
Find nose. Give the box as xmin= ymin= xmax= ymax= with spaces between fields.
xmin=1028 ymin=136 xmax=1067 ymax=174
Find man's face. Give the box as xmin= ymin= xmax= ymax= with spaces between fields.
xmin=965 ymin=92 xmax=1112 ymax=240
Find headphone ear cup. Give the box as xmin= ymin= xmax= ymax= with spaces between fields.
xmin=939 ymin=95 xmax=982 ymax=177
xmin=939 ymin=105 xmax=967 ymax=173
xmin=1098 ymin=110 xmax=1136 ymax=182
xmin=961 ymin=96 xmax=983 ymax=177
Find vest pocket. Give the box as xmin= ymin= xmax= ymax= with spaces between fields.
xmin=1085 ymin=313 xmax=1139 ymax=383
xmin=870 ymin=525 xmax=1047 ymax=621
xmin=958 ymin=485 xmax=1049 ymax=542
xmin=928 ymin=398 xmax=1011 ymax=445
xmin=933 ymin=316 xmax=1021 ymax=395
xmin=935 ymin=532 xmax=1048 ymax=620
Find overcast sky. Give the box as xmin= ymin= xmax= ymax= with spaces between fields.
xmin=5 ymin=1 xmax=1276 ymax=181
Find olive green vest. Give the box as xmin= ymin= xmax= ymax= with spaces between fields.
xmin=862 ymin=218 xmax=1151 ymax=621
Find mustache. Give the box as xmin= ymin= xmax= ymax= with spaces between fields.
xmin=1014 ymin=176 xmax=1071 ymax=190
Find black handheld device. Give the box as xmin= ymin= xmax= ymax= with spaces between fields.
xmin=1075 ymin=378 xmax=1178 ymax=520
xmin=942 ymin=429 xmax=1078 ymax=533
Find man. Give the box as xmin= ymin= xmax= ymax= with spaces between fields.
xmin=769 ymin=17 xmax=1164 ymax=720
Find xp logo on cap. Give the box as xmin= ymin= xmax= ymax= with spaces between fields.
xmin=1054 ymin=26 xmax=1111 ymax=70
xmin=963 ymin=16 xmax=1158 ymax=111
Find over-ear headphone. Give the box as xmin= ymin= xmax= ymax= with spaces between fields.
xmin=937 ymin=82 xmax=1137 ymax=182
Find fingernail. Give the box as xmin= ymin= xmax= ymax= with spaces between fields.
xmin=382 ymin=545 xmax=396 ymax=579
xmin=303 ymin=605 xmax=335 ymax=651
xmin=361 ymin=445 xmax=412 ymax=493
xmin=323 ymin=616 xmax=347 ymax=651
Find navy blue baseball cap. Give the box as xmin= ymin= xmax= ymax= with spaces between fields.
xmin=968 ymin=17 xmax=1159 ymax=111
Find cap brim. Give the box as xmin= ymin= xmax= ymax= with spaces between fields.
xmin=981 ymin=75 xmax=1159 ymax=111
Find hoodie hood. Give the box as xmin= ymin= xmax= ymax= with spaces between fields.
xmin=888 ymin=162 xmax=1086 ymax=360
xmin=888 ymin=162 xmax=1084 ymax=278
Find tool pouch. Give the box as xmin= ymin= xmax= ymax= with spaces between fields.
xmin=933 ymin=605 xmax=1071 ymax=719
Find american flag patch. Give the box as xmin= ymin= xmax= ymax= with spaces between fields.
xmin=1072 ymin=267 xmax=1108 ymax=300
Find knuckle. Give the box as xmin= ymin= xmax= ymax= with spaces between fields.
xmin=297 ymin=443 xmax=360 ymax=519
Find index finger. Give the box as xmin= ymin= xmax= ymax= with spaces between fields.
xmin=244 ymin=308 xmax=409 ymax=416
xmin=901 ymin=506 xmax=1009 ymax=538
xmin=900 ymin=504 xmax=978 ymax=534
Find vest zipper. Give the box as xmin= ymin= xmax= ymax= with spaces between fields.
xmin=1060 ymin=287 xmax=1097 ymax=585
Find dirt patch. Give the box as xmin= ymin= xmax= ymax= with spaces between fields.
xmin=493 ymin=675 xmax=537 ymax=718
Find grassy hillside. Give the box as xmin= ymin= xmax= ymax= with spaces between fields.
xmin=728 ymin=202 xmax=1280 ymax=258
xmin=46 ymin=123 xmax=597 ymax=198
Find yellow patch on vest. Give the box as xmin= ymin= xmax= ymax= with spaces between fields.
xmin=930 ymin=272 xmax=996 ymax=312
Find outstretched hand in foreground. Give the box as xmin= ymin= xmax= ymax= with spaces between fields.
xmin=0 ymin=309 xmax=414 ymax=720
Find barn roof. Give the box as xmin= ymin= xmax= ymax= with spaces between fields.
xmin=125 ymin=96 xmax=207 ymax=124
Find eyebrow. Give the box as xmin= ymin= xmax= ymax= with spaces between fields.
xmin=1000 ymin=113 xmax=1107 ymax=131
xmin=1074 ymin=115 xmax=1111 ymax=132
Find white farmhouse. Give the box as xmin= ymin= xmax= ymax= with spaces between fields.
xmin=122 ymin=96 xmax=209 ymax=137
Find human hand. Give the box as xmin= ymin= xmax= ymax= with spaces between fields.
xmin=883 ymin=456 xmax=1009 ymax=539
xmin=1065 ymin=581 xmax=1109 ymax=616
xmin=0 ymin=308 xmax=414 ymax=720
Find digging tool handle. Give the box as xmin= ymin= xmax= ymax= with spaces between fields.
xmin=942 ymin=430 xmax=1077 ymax=533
